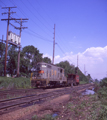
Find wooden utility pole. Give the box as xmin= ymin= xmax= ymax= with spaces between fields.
xmin=77 ymin=54 xmax=78 ymax=74
xmin=1 ymin=6 xmax=16 ymax=76
xmin=52 ymin=24 xmax=55 ymax=64
xmin=77 ymin=55 xmax=78 ymax=68
xmin=1 ymin=6 xmax=28 ymax=77
xmin=8 ymin=18 xmax=28 ymax=77
xmin=15 ymin=18 xmax=28 ymax=77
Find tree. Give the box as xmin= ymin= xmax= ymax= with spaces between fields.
xmin=43 ymin=57 xmax=51 ymax=64
xmin=0 ymin=42 xmax=5 ymax=76
xmin=20 ymin=45 xmax=43 ymax=76
xmin=56 ymin=60 xmax=89 ymax=82
xmin=56 ymin=61 xmax=75 ymax=77
xmin=7 ymin=45 xmax=18 ymax=76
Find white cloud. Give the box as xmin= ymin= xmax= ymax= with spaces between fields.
xmin=43 ymin=54 xmax=52 ymax=60
xmin=83 ymin=46 xmax=107 ymax=58
xmin=43 ymin=46 xmax=107 ymax=80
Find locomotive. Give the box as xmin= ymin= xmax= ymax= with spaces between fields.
xmin=30 ymin=62 xmax=79 ymax=88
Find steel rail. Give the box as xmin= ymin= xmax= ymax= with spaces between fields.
xmin=0 ymin=84 xmax=94 ymax=113
xmin=0 ymin=84 xmax=92 ymax=103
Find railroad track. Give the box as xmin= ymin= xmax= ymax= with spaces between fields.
xmin=0 ymin=84 xmax=94 ymax=115
xmin=0 ymin=83 xmax=92 ymax=97
xmin=0 ymin=88 xmax=45 ymax=98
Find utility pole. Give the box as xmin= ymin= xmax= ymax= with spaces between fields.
xmin=84 ymin=64 xmax=87 ymax=75
xmin=1 ymin=7 xmax=28 ymax=77
xmin=1 ymin=6 xmax=16 ymax=76
xmin=9 ymin=18 xmax=28 ymax=77
xmin=52 ymin=24 xmax=55 ymax=64
xmin=77 ymin=55 xmax=78 ymax=68
xmin=84 ymin=64 xmax=85 ymax=75
xmin=15 ymin=18 xmax=28 ymax=77
xmin=77 ymin=54 xmax=78 ymax=74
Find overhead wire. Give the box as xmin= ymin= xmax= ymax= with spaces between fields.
xmin=20 ymin=0 xmax=52 ymax=38
xmin=27 ymin=0 xmax=53 ymax=28
xmin=2 ymin=0 xmax=75 ymax=65
xmin=8 ymin=0 xmax=53 ymax=43
xmin=36 ymin=0 xmax=73 ymax=54
xmin=23 ymin=30 xmax=53 ymax=43
xmin=9 ymin=0 xmax=52 ymax=39
xmin=0 ymin=0 xmax=6 ymax=6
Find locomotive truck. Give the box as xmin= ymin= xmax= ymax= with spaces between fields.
xmin=30 ymin=62 xmax=79 ymax=88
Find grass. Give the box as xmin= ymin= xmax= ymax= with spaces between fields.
xmin=58 ymin=91 xmax=107 ymax=120
xmin=31 ymin=114 xmax=57 ymax=120
xmin=0 ymin=76 xmax=31 ymax=89
xmin=79 ymin=80 xmax=88 ymax=84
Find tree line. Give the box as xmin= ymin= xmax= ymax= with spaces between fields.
xmin=0 ymin=43 xmax=90 ymax=82
xmin=0 ymin=43 xmax=51 ymax=77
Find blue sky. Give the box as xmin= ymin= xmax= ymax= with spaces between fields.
xmin=0 ymin=0 xmax=107 ymax=80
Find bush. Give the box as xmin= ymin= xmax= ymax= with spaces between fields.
xmin=100 ymin=78 xmax=107 ymax=87
xmin=0 ymin=77 xmax=31 ymax=89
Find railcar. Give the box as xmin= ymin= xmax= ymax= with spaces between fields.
xmin=30 ymin=62 xmax=67 ymax=88
xmin=67 ymin=74 xmax=79 ymax=86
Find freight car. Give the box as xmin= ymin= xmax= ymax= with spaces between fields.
xmin=67 ymin=74 xmax=79 ymax=86
xmin=30 ymin=62 xmax=79 ymax=88
xmin=30 ymin=62 xmax=67 ymax=88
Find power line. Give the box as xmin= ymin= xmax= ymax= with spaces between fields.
xmin=27 ymin=0 xmax=53 ymax=28
xmin=23 ymin=30 xmax=53 ymax=43
xmin=0 ymin=0 xmax=6 ymax=6
xmin=20 ymin=0 xmax=52 ymax=38
xmin=8 ymin=0 xmax=53 ymax=41
xmin=57 ymin=44 xmax=65 ymax=55
xmin=36 ymin=0 xmax=73 ymax=55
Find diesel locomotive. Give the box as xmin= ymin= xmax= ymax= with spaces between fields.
xmin=30 ymin=62 xmax=79 ymax=88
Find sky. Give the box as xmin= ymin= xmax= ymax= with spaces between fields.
xmin=0 ymin=0 xmax=107 ymax=80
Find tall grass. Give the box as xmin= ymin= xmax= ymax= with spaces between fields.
xmin=0 ymin=77 xmax=31 ymax=90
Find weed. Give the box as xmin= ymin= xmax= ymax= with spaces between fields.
xmin=69 ymin=95 xmax=73 ymax=101
xmin=32 ymin=115 xmax=38 ymax=120
xmin=0 ymin=77 xmax=31 ymax=89
xmin=67 ymin=102 xmax=73 ymax=109
xmin=97 ymin=105 xmax=107 ymax=120
xmin=81 ymin=101 xmax=86 ymax=106
xmin=42 ymin=114 xmax=55 ymax=120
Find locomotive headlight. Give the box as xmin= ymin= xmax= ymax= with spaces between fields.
xmin=39 ymin=70 xmax=44 ymax=74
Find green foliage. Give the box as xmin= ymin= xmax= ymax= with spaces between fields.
xmin=7 ymin=45 xmax=18 ymax=76
xmin=56 ymin=61 xmax=75 ymax=77
xmin=97 ymin=78 xmax=107 ymax=98
xmin=0 ymin=42 xmax=5 ymax=76
xmin=0 ymin=77 xmax=30 ymax=89
xmin=56 ymin=60 xmax=88 ymax=83
xmin=43 ymin=57 xmax=51 ymax=64
xmin=98 ymin=87 xmax=107 ymax=98
xmin=42 ymin=114 xmax=55 ymax=120
xmin=100 ymin=77 xmax=107 ymax=87
xmin=97 ymin=105 xmax=107 ymax=120
xmin=32 ymin=115 xmax=38 ymax=120
xmin=20 ymin=45 xmax=43 ymax=76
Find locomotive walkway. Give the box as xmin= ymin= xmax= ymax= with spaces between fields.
xmin=0 ymin=84 xmax=94 ymax=115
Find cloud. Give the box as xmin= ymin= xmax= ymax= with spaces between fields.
xmin=43 ymin=46 xmax=107 ymax=80
xmin=83 ymin=46 xmax=107 ymax=58
xmin=43 ymin=54 xmax=52 ymax=60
